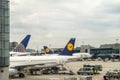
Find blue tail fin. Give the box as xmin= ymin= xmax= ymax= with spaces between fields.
xmin=60 ymin=38 xmax=76 ymax=56
xmin=43 ymin=46 xmax=54 ymax=54
xmin=12 ymin=35 xmax=31 ymax=52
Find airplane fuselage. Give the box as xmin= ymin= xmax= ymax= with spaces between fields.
xmin=10 ymin=55 xmax=78 ymax=68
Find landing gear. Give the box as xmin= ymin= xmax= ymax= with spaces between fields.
xmin=29 ymin=69 xmax=34 ymax=75
xmin=18 ymin=73 xmax=25 ymax=78
xmin=29 ymin=69 xmax=42 ymax=75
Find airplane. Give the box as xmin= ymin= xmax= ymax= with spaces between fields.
xmin=43 ymin=46 xmax=58 ymax=56
xmin=43 ymin=37 xmax=75 ymax=56
xmin=10 ymin=34 xmax=31 ymax=56
xmin=9 ymin=38 xmax=78 ymax=77
xmin=73 ymin=52 xmax=92 ymax=60
xmin=44 ymin=46 xmax=54 ymax=54
xmin=43 ymin=46 xmax=92 ymax=60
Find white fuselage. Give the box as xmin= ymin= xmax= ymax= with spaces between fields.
xmin=73 ymin=53 xmax=92 ymax=59
xmin=10 ymin=51 xmax=31 ymax=56
xmin=9 ymin=55 xmax=78 ymax=77
xmin=10 ymin=55 xmax=78 ymax=68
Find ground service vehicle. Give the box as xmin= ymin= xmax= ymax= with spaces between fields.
xmin=83 ymin=64 xmax=102 ymax=71
xmin=103 ymin=69 xmax=120 ymax=80
xmin=77 ymin=67 xmax=97 ymax=75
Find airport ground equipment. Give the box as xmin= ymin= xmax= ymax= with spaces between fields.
xmin=83 ymin=64 xmax=102 ymax=71
xmin=28 ymin=66 xmax=60 ymax=75
xmin=61 ymin=62 xmax=75 ymax=75
xmin=77 ymin=67 xmax=98 ymax=75
xmin=28 ymin=63 xmax=75 ymax=75
xmin=111 ymin=54 xmax=120 ymax=62
xmin=103 ymin=69 xmax=120 ymax=80
xmin=42 ymin=67 xmax=60 ymax=74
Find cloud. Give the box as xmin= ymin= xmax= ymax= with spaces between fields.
xmin=10 ymin=0 xmax=120 ymax=49
xmin=100 ymin=1 xmax=120 ymax=14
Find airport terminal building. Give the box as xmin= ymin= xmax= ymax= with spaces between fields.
xmin=90 ymin=43 xmax=120 ymax=59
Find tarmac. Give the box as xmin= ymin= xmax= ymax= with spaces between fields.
xmin=10 ymin=60 xmax=120 ymax=80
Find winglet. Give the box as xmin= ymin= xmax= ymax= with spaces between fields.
xmin=43 ymin=46 xmax=54 ymax=54
xmin=12 ymin=34 xmax=31 ymax=52
xmin=60 ymin=38 xmax=76 ymax=56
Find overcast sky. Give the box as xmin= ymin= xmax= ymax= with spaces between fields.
xmin=10 ymin=0 xmax=120 ymax=50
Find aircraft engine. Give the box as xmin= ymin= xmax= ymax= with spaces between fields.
xmin=9 ymin=68 xmax=18 ymax=76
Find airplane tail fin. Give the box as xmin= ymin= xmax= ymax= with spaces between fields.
xmin=43 ymin=46 xmax=54 ymax=54
xmin=60 ymin=38 xmax=76 ymax=56
xmin=12 ymin=34 xmax=31 ymax=52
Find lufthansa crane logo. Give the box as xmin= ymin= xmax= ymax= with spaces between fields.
xmin=45 ymin=48 xmax=50 ymax=53
xmin=67 ymin=43 xmax=73 ymax=51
